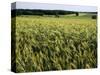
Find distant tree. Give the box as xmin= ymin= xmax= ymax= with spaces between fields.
xmin=55 ymin=11 xmax=59 ymax=18
xmin=76 ymin=12 xmax=79 ymax=16
xmin=92 ymin=15 xmax=97 ymax=19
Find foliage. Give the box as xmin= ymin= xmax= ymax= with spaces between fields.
xmin=11 ymin=9 xmax=76 ymax=17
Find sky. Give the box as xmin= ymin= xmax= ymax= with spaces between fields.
xmin=11 ymin=2 xmax=97 ymax=12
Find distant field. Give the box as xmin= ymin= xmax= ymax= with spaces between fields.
xmin=12 ymin=15 xmax=97 ymax=72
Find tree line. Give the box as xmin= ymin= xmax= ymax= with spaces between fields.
xmin=11 ymin=9 xmax=78 ymax=17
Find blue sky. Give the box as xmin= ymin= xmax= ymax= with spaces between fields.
xmin=12 ymin=2 xmax=97 ymax=12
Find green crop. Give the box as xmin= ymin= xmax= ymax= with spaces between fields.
xmin=11 ymin=15 xmax=97 ymax=72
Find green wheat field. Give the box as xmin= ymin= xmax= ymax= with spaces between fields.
xmin=11 ymin=14 xmax=97 ymax=72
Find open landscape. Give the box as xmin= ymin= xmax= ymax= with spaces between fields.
xmin=11 ymin=2 xmax=97 ymax=73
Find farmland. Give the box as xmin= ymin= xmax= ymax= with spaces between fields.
xmin=11 ymin=14 xmax=97 ymax=72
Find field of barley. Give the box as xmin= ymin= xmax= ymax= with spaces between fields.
xmin=11 ymin=15 xmax=97 ymax=72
